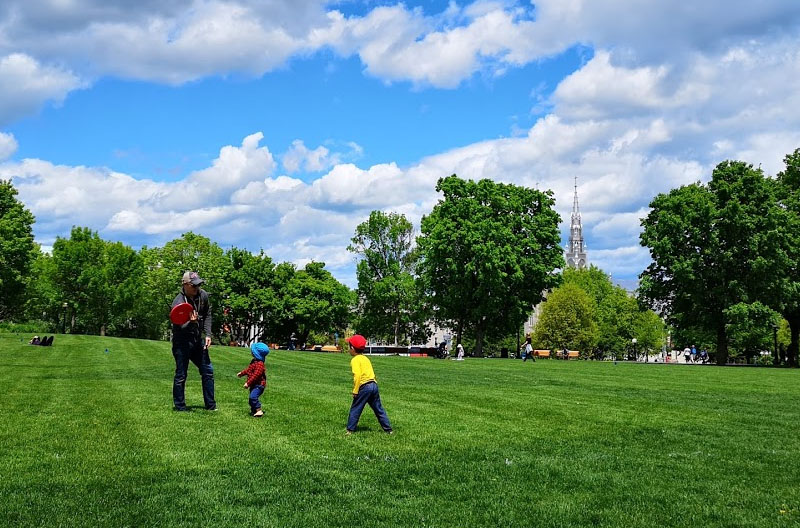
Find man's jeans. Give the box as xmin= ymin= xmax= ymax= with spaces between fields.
xmin=172 ymin=342 xmax=216 ymax=410
xmin=249 ymin=385 xmax=265 ymax=413
xmin=347 ymin=381 xmax=392 ymax=432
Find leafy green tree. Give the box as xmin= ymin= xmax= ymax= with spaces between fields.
xmin=418 ymin=175 xmax=563 ymax=356
xmin=640 ymin=161 xmax=786 ymax=364
xmin=23 ymin=250 xmax=61 ymax=329
xmin=532 ymin=283 xmax=598 ymax=353
xmin=51 ymin=228 xmax=146 ymax=336
xmin=775 ymin=148 xmax=800 ymax=367
xmin=102 ymin=241 xmax=147 ymax=337
xmin=348 ymin=210 xmax=430 ymax=345
xmin=223 ymin=247 xmax=280 ymax=345
xmin=724 ymin=302 xmax=780 ymax=364
xmin=52 ymin=227 xmax=107 ymax=334
xmin=282 ymin=261 xmax=353 ymax=346
xmin=562 ymin=265 xmax=662 ymax=359
xmin=634 ymin=308 xmax=666 ymax=359
xmin=0 ymin=180 xmax=36 ymax=321
xmin=140 ymin=232 xmax=230 ymax=339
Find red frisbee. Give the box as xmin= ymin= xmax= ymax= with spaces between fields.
xmin=170 ymin=303 xmax=194 ymax=325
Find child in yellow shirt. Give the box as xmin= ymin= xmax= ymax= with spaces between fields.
xmin=345 ymin=334 xmax=393 ymax=435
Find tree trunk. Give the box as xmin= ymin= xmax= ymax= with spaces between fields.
xmin=787 ymin=311 xmax=800 ymax=368
xmin=715 ymin=324 xmax=728 ymax=365
xmin=394 ymin=314 xmax=399 ymax=346
xmin=100 ymin=324 xmax=106 ymax=337
xmin=474 ymin=325 xmax=485 ymax=357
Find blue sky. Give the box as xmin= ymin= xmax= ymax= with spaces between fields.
xmin=2 ymin=1 xmax=800 ymax=287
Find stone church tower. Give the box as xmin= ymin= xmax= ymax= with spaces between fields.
xmin=565 ymin=176 xmax=588 ymax=269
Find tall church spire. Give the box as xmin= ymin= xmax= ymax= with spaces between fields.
xmin=565 ymin=176 xmax=588 ymax=269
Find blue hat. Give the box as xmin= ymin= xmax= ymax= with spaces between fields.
xmin=251 ymin=342 xmax=269 ymax=361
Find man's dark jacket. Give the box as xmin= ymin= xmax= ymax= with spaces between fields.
xmin=171 ymin=288 xmax=211 ymax=346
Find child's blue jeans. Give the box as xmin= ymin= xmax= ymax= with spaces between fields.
xmin=249 ymin=385 xmax=264 ymax=413
xmin=347 ymin=381 xmax=392 ymax=432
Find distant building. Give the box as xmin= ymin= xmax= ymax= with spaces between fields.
xmin=565 ymin=176 xmax=588 ymax=269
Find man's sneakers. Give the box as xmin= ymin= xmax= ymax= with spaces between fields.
xmin=253 ymin=409 xmax=264 ymax=418
xmin=173 ymin=406 xmax=190 ymax=412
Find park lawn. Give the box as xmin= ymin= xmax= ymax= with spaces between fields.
xmin=0 ymin=333 xmax=799 ymax=528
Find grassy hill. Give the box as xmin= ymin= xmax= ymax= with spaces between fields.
xmin=1 ymin=333 xmax=799 ymax=527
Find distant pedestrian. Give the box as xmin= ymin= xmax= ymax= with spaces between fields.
xmin=691 ymin=345 xmax=697 ymax=363
xmin=456 ymin=342 xmax=465 ymax=361
xmin=521 ymin=337 xmax=535 ymax=362
xmin=345 ymin=335 xmax=393 ymax=435
xmin=171 ymin=271 xmax=216 ymax=412
xmin=683 ymin=347 xmax=691 ymax=364
xmin=238 ymin=342 xmax=268 ymax=417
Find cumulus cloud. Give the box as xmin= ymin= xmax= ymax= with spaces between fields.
xmin=281 ymin=139 xmax=362 ymax=174
xmin=1 ymin=1 xmax=799 ymax=121
xmin=0 ymin=132 xmax=17 ymax=160
xmin=2 ymin=1 xmax=800 ymax=286
xmin=0 ymin=53 xmax=84 ymax=125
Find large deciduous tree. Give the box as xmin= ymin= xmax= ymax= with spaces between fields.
xmin=223 ymin=248 xmax=280 ymax=345
xmin=140 ymin=232 xmax=230 ymax=339
xmin=640 ymin=161 xmax=787 ymax=364
xmin=0 ymin=180 xmax=36 ymax=321
xmin=281 ymin=261 xmax=353 ymax=347
xmin=51 ymin=228 xmax=145 ymax=335
xmin=348 ymin=210 xmax=430 ymax=345
xmin=775 ymin=148 xmax=800 ymax=367
xmin=418 ymin=175 xmax=563 ymax=356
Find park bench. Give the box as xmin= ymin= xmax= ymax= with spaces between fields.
xmin=535 ymin=349 xmax=550 ymax=358
xmin=320 ymin=345 xmax=340 ymax=352
xmin=567 ymin=350 xmax=580 ymax=360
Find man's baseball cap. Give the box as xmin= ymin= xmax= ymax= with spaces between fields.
xmin=347 ymin=334 xmax=367 ymax=351
xmin=182 ymin=271 xmax=204 ymax=286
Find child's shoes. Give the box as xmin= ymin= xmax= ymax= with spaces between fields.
xmin=253 ymin=409 xmax=264 ymax=418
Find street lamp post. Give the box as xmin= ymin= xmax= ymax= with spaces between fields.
xmin=632 ymin=338 xmax=638 ymax=362
xmin=62 ymin=302 xmax=68 ymax=334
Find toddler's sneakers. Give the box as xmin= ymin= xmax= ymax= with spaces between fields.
xmin=253 ymin=409 xmax=264 ymax=418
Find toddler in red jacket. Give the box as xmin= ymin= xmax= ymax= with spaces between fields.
xmin=238 ymin=342 xmax=268 ymax=417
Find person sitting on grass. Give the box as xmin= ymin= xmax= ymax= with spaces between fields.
xmin=345 ymin=334 xmax=393 ymax=435
xmin=238 ymin=342 xmax=268 ymax=418
xmin=29 ymin=336 xmax=41 ymax=345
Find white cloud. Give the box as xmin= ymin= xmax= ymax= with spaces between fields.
xmin=1 ymin=0 xmax=798 ymax=124
xmin=0 ymin=132 xmax=17 ymax=160
xmin=2 ymin=1 xmax=800 ymax=286
xmin=281 ymin=139 xmax=362 ymax=174
xmin=0 ymin=53 xmax=84 ymax=125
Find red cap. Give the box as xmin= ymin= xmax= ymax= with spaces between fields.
xmin=347 ymin=334 xmax=367 ymax=350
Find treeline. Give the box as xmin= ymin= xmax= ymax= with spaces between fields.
xmin=0 ymin=175 xmax=567 ymax=354
xmin=17 ymin=228 xmax=352 ymax=346
xmin=533 ymin=266 xmax=665 ymax=360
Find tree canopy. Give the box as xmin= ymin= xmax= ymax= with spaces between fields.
xmin=348 ymin=210 xmax=430 ymax=345
xmin=0 ymin=180 xmax=36 ymax=321
xmin=640 ymin=160 xmax=787 ymax=364
xmin=418 ymin=175 xmax=563 ymax=355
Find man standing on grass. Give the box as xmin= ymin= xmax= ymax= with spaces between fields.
xmin=171 ymin=271 xmax=216 ymax=411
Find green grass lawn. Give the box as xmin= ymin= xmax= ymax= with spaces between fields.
xmin=1 ymin=333 xmax=799 ymax=527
